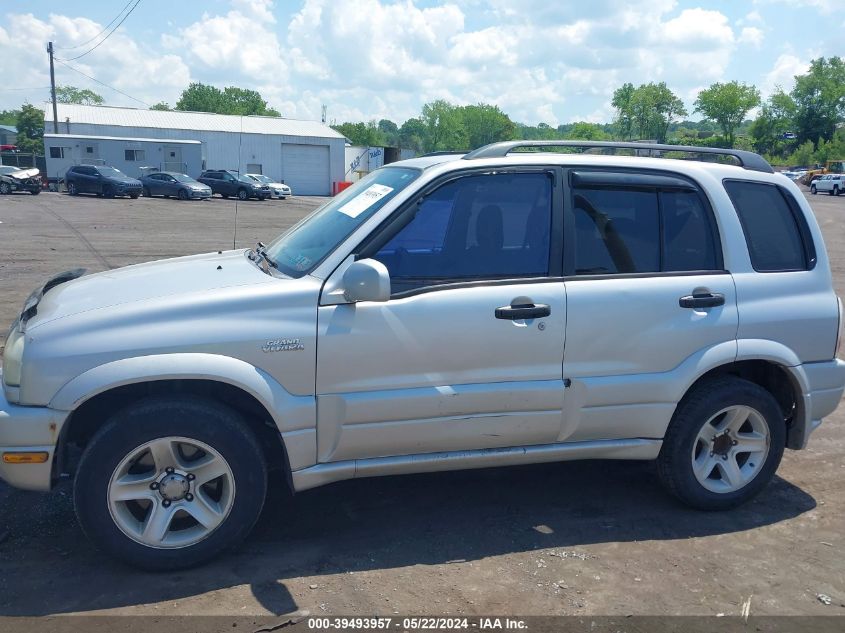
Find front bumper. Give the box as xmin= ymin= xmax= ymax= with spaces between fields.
xmin=191 ymin=190 xmax=212 ymax=199
xmin=0 ymin=373 xmax=69 ymax=491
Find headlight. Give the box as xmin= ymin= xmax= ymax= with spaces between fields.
xmin=2 ymin=323 xmax=25 ymax=387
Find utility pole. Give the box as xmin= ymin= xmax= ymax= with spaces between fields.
xmin=47 ymin=41 xmax=58 ymax=134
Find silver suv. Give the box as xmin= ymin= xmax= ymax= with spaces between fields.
xmin=2 ymin=141 xmax=844 ymax=569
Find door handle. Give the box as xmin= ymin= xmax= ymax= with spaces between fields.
xmin=679 ymin=292 xmax=725 ymax=309
xmin=495 ymin=303 xmax=551 ymax=320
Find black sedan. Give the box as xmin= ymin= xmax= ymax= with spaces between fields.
xmin=140 ymin=171 xmax=212 ymax=200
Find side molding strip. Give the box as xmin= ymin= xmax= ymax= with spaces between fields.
xmin=291 ymin=438 xmax=662 ymax=491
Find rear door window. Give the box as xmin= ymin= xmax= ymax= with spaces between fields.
xmin=723 ymin=180 xmax=813 ymax=272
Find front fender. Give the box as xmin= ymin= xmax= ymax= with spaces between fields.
xmin=48 ymin=353 xmax=315 ymax=435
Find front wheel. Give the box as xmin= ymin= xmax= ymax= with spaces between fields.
xmin=178 ymin=188 xmax=189 ymax=200
xmin=657 ymin=376 xmax=784 ymax=510
xmin=237 ymin=188 xmax=249 ymax=201
xmin=0 ymin=181 xmax=11 ymax=195
xmin=102 ymin=185 xmax=115 ymax=199
xmin=74 ymin=397 xmax=267 ymax=570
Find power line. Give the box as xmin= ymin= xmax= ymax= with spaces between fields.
xmin=57 ymin=0 xmax=142 ymax=62
xmin=54 ymin=0 xmax=135 ymax=50
xmin=0 ymin=86 xmax=51 ymax=92
xmin=55 ymin=59 xmax=150 ymax=107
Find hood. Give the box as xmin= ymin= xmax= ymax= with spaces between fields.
xmin=8 ymin=168 xmax=39 ymax=181
xmin=26 ymin=250 xmax=274 ymax=330
xmin=111 ymin=175 xmax=141 ymax=185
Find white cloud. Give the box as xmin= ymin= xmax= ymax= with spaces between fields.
xmin=0 ymin=12 xmax=190 ymax=109
xmin=761 ymin=53 xmax=810 ymax=96
xmin=738 ymin=26 xmax=764 ymax=48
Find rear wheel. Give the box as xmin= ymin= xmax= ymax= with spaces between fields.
xmin=833 ymin=186 xmax=840 ymax=196
xmin=810 ymin=184 xmax=817 ymax=194
xmin=74 ymin=396 xmax=267 ymax=570
xmin=30 ymin=189 xmax=40 ymax=195
xmin=657 ymin=376 xmax=784 ymax=510
xmin=67 ymin=182 xmax=78 ymax=196
xmin=829 ymin=188 xmax=835 ymax=196
xmin=221 ymin=193 xmax=229 ymax=199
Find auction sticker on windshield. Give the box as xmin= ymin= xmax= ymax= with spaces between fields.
xmin=338 ymin=184 xmax=394 ymax=218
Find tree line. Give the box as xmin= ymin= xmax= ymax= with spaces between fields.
xmin=2 ymin=58 xmax=842 ymax=167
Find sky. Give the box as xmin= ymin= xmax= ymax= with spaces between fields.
xmin=0 ymin=0 xmax=842 ymax=127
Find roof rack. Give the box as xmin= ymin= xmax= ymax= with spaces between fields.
xmin=420 ymin=150 xmax=469 ymax=157
xmin=462 ymin=140 xmax=774 ymax=173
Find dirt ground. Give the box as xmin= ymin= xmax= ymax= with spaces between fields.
xmin=0 ymin=188 xmax=843 ymax=618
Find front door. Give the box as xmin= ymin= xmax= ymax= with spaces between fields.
xmin=316 ymin=170 xmax=567 ymax=462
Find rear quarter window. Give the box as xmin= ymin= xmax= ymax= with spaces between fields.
xmin=723 ymin=180 xmax=815 ymax=272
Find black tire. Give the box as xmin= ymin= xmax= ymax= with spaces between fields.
xmin=829 ymin=188 xmax=835 ymax=196
xmin=656 ymin=376 xmax=785 ymax=511
xmin=835 ymin=186 xmax=841 ymax=196
xmin=74 ymin=396 xmax=267 ymax=570
xmin=178 ymin=188 xmax=189 ymax=200
xmin=67 ymin=181 xmax=78 ymax=196
xmin=142 ymin=187 xmax=151 ymax=197
xmin=30 ymin=188 xmax=40 ymax=195
xmin=237 ymin=188 xmax=249 ymax=201
xmin=0 ymin=181 xmax=11 ymax=195
xmin=221 ymin=193 xmax=229 ymax=199
xmin=810 ymin=185 xmax=817 ymax=194
xmin=129 ymin=192 xmax=140 ymax=199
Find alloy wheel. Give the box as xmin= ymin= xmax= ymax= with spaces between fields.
xmin=108 ymin=436 xmax=236 ymax=549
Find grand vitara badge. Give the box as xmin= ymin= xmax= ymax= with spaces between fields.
xmin=262 ymin=338 xmax=304 ymax=352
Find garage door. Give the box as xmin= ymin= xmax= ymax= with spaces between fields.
xmin=281 ymin=143 xmax=330 ymax=196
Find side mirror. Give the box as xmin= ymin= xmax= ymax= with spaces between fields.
xmin=342 ymin=258 xmax=391 ymax=303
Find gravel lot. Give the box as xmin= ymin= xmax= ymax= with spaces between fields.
xmin=0 ymin=188 xmax=844 ymax=617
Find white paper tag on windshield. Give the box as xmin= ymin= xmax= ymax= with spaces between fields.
xmin=338 ymin=184 xmax=394 ymax=218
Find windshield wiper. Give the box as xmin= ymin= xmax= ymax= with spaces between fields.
xmin=250 ymin=241 xmax=278 ymax=273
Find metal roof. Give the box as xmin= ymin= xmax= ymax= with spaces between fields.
xmin=45 ymin=104 xmax=346 ymax=139
xmin=44 ymin=133 xmax=201 ymax=144
xmin=0 ymin=125 xmax=17 ymax=133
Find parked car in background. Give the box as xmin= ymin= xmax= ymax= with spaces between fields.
xmin=140 ymin=171 xmax=212 ymax=200
xmin=0 ymin=166 xmax=41 ymax=195
xmin=65 ymin=165 xmax=142 ymax=199
xmin=810 ymin=174 xmax=844 ymax=196
xmin=244 ymin=174 xmax=292 ymax=199
xmin=197 ymin=170 xmax=270 ymax=200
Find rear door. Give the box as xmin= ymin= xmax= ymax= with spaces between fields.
xmin=316 ymin=169 xmax=567 ymax=462
xmin=560 ymin=169 xmax=738 ymax=443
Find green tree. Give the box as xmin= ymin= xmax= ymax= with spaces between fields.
xmin=175 ymin=83 xmax=279 ymax=116
xmin=628 ymin=82 xmax=687 ymax=143
xmin=694 ymin=81 xmax=761 ymax=147
xmin=150 ymin=102 xmax=171 ymax=111
xmin=0 ymin=109 xmax=19 ymax=126
xmin=398 ymin=118 xmax=426 ymax=152
xmin=611 ymin=82 xmax=636 ymax=140
xmin=15 ymin=103 xmax=44 ymax=154
xmin=791 ymin=56 xmax=845 ymax=145
xmin=750 ymin=89 xmax=796 ymax=156
xmin=458 ymin=103 xmax=515 ymax=149
xmin=377 ymin=119 xmax=399 ymax=146
xmin=566 ymin=121 xmax=611 ymax=140
xmin=332 ymin=121 xmax=387 ymax=147
xmin=420 ymin=100 xmax=467 ymax=152
xmin=55 ymin=85 xmax=104 ymax=106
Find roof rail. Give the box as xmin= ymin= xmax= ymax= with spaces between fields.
xmin=420 ymin=150 xmax=468 ymax=157
xmin=462 ymin=140 xmax=774 ymax=173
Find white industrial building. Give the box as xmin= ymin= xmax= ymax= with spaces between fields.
xmin=43 ymin=104 xmax=347 ymax=195
xmin=344 ymin=145 xmax=417 ymax=181
xmin=43 ymin=133 xmax=203 ymax=180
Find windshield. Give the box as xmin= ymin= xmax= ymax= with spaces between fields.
xmin=172 ymin=173 xmax=195 ymax=182
xmin=265 ymin=167 xmax=421 ymax=277
xmin=97 ymin=166 xmax=124 ymax=177
xmin=250 ymin=174 xmax=272 ymax=184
